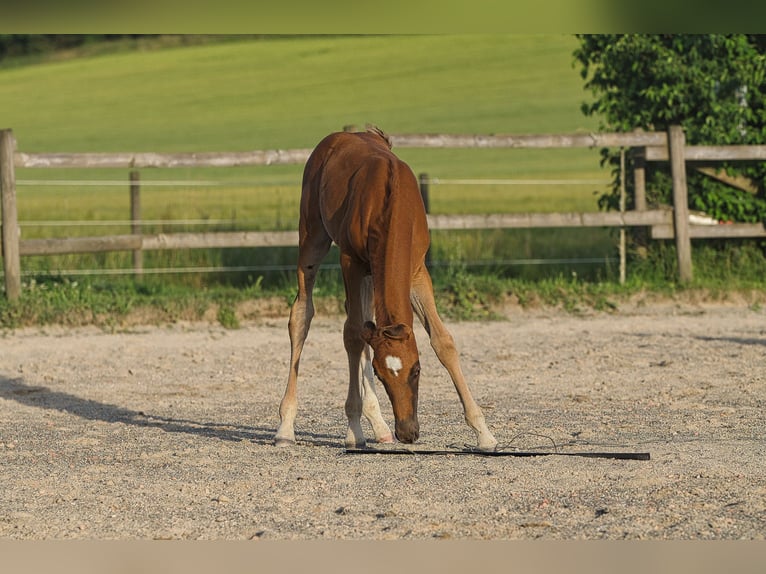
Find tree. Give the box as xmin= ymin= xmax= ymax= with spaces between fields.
xmin=0 ymin=35 xmax=153 ymax=63
xmin=574 ymin=34 xmax=766 ymax=224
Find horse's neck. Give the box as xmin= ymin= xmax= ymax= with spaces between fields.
xmin=370 ymin=212 xmax=416 ymax=329
xmin=372 ymin=272 xmax=413 ymax=329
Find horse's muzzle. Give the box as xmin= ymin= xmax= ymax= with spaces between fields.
xmin=395 ymin=417 xmax=420 ymax=443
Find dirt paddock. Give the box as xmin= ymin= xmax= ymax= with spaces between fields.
xmin=1 ymin=300 xmax=764 ymax=540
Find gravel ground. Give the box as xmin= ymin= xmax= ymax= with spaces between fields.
xmin=1 ymin=300 xmax=764 ymax=540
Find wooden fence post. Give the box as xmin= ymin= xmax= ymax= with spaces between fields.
xmin=631 ymin=147 xmax=650 ymax=259
xmin=632 ymin=148 xmax=647 ymax=212
xmin=1 ymin=129 xmax=21 ymax=301
xmin=668 ymin=125 xmax=693 ymax=283
xmin=619 ymin=149 xmax=626 ymax=285
xmin=129 ymin=170 xmax=143 ymax=278
xmin=419 ymin=173 xmax=432 ymax=268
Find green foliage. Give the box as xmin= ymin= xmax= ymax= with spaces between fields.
xmin=625 ymin=239 xmax=766 ymax=290
xmin=0 ymin=278 xmax=135 ymax=328
xmin=216 ymin=303 xmax=240 ymax=330
xmin=0 ymin=276 xmax=268 ymax=330
xmin=574 ymin=34 xmax=766 ymax=224
xmin=433 ymin=262 xmax=506 ymax=321
xmin=690 ymin=186 xmax=766 ymax=223
xmin=430 ymin=227 xmax=620 ymax=283
xmin=0 ymin=35 xmax=232 ymax=67
xmin=0 ymin=35 xmax=108 ymax=61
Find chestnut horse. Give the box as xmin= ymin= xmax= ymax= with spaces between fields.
xmin=274 ymin=127 xmax=497 ymax=451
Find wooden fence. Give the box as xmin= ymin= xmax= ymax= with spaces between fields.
xmin=2 ymin=126 xmax=765 ymax=301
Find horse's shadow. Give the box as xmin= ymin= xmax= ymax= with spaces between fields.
xmin=0 ymin=376 xmax=341 ymax=448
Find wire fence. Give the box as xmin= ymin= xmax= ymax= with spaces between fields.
xmin=13 ymin=175 xmax=617 ymax=279
xmin=16 ymin=178 xmax=619 ymax=277
xmin=13 ymin=257 xmax=621 ymax=279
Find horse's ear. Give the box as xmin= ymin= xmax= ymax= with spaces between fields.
xmin=382 ymin=323 xmax=411 ymax=341
xmin=361 ymin=321 xmax=377 ymax=345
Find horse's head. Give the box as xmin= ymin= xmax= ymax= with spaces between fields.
xmin=361 ymin=321 xmax=421 ymax=443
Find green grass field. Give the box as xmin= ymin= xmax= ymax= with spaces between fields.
xmin=3 ymin=35 xmax=597 ymax=150
xmin=1 ymin=35 xmax=618 ymax=285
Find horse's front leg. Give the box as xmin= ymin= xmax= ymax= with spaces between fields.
xmin=274 ymin=230 xmax=331 ymax=447
xmin=343 ymin=261 xmax=393 ymax=447
xmin=410 ymin=266 xmax=498 ymax=451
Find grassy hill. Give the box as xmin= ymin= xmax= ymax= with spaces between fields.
xmin=2 ymin=35 xmax=595 ymax=151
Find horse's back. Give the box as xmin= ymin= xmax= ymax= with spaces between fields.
xmin=300 ymin=129 xmax=427 ymax=262
xmin=303 ymin=129 xmax=396 ymax=188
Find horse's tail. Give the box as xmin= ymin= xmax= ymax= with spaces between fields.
xmin=365 ymin=124 xmax=392 ymax=149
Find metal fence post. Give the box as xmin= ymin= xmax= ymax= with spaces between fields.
xmin=1 ymin=129 xmax=21 ymax=301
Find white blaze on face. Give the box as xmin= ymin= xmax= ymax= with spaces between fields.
xmin=385 ymin=355 xmax=403 ymax=377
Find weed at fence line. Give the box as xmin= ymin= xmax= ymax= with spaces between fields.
xmin=431 ymin=262 xmax=506 ymax=321
xmin=0 ymin=277 xmax=132 ymax=328
xmin=691 ymin=241 xmax=766 ymax=285
xmin=429 ymin=227 xmax=620 ymax=282
xmin=216 ymin=303 xmax=240 ymax=330
xmin=627 ymin=239 xmax=766 ymax=289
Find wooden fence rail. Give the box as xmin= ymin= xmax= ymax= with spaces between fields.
xmin=14 ymin=148 xmax=314 ymax=169
xmin=2 ymin=126 xmax=766 ymax=301
xmin=388 ymin=131 xmax=669 ymax=149
xmin=18 ymin=231 xmax=301 ymax=256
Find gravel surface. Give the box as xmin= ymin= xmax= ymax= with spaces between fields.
xmin=1 ymin=301 xmax=765 ymax=539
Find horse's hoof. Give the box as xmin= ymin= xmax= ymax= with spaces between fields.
xmin=376 ymin=434 xmax=394 ymax=444
xmin=274 ymin=437 xmax=296 ymax=448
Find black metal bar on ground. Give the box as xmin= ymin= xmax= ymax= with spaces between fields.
xmin=344 ymin=448 xmax=650 ymax=461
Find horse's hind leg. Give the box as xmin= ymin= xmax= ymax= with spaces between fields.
xmin=274 ymin=231 xmax=331 ymax=447
xmin=342 ymin=261 xmax=393 ymax=447
xmin=410 ymin=266 xmax=498 ymax=451
xmin=359 ymin=274 xmax=393 ymax=443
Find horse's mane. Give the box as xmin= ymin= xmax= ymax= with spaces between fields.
xmin=365 ymin=124 xmax=392 ymax=149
